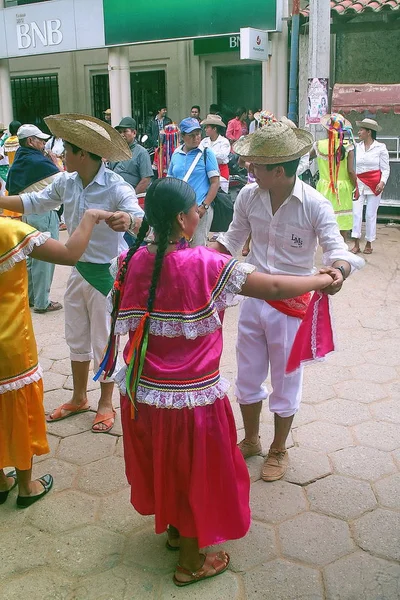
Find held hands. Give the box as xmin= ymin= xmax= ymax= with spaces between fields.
xmin=318 ymin=267 xmax=343 ymax=295
xmin=85 ymin=209 xmax=114 ymax=223
xmin=106 ymin=211 xmax=131 ymax=232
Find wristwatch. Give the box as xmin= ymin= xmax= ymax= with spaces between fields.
xmin=335 ymin=265 xmax=347 ymax=281
xmin=128 ymin=213 xmax=136 ymax=232
xmin=201 ymin=202 xmax=210 ymax=210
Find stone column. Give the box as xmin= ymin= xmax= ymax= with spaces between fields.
xmin=108 ymin=46 xmax=132 ymax=127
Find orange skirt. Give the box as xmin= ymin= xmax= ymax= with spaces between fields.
xmin=0 ymin=379 xmax=49 ymax=470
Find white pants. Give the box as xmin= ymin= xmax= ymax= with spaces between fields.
xmin=235 ymin=298 xmax=303 ymax=418
xmin=64 ymin=268 xmax=114 ymax=382
xmin=352 ymin=192 xmax=381 ymax=242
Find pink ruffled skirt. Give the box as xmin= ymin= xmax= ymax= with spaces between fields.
xmin=121 ymin=395 xmax=251 ymax=548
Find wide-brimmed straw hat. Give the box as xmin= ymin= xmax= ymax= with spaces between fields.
xmin=355 ymin=118 xmax=382 ymax=132
xmin=320 ymin=113 xmax=352 ymax=131
xmin=233 ymin=121 xmax=313 ymax=164
xmin=44 ymin=113 xmax=131 ymax=161
xmin=200 ymin=114 xmax=226 ymax=128
xmin=0 ymin=122 xmax=6 ymax=131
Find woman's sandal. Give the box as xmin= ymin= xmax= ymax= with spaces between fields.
xmin=350 ymin=246 xmax=361 ymax=254
xmin=173 ymin=551 xmax=230 ymax=587
xmin=46 ymin=401 xmax=90 ymax=422
xmin=363 ymin=246 xmax=373 ymax=254
xmin=91 ymin=409 xmax=116 ymax=433
xmin=0 ymin=470 xmax=17 ymax=505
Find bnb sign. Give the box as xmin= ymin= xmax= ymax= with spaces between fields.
xmin=17 ymin=19 xmax=63 ymax=50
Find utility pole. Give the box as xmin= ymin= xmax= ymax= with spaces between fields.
xmin=288 ymin=0 xmax=300 ymax=123
xmin=307 ymin=0 xmax=331 ymax=140
xmin=0 ymin=0 xmax=13 ymax=125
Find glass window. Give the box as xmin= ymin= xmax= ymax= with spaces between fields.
xmin=11 ymin=74 xmax=60 ymax=133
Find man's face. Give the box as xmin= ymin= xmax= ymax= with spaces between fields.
xmin=191 ymin=107 xmax=200 ymax=120
xmin=250 ymin=163 xmax=278 ymax=190
xmin=159 ymin=108 xmax=167 ymax=118
xmin=27 ymin=136 xmax=46 ymax=153
xmin=63 ymin=142 xmax=81 ymax=173
xmin=118 ymin=128 xmax=136 ymax=145
xmin=104 ymin=112 xmax=111 ymax=123
xmin=182 ymin=130 xmax=201 ymax=150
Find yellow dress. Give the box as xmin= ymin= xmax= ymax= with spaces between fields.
xmin=0 ymin=219 xmax=50 ymax=469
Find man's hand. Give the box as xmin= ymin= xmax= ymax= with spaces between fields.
xmin=198 ymin=204 xmax=207 ymax=219
xmin=106 ymin=211 xmax=131 ymax=232
xmin=319 ymin=267 xmax=343 ymax=295
xmin=375 ymin=181 xmax=385 ymax=195
xmin=85 ymin=209 xmax=114 ymax=223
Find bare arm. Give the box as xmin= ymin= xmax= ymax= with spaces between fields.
xmin=209 ymin=240 xmax=232 ymax=255
xmin=30 ymin=209 xmax=113 ymax=265
xmin=347 ymin=150 xmax=357 ymax=189
xmin=241 ymin=270 xmax=333 ymax=301
xmin=135 ymin=177 xmax=152 ymax=195
xmin=0 ymin=195 xmax=24 ymax=213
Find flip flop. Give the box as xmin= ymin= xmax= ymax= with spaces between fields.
xmin=173 ymin=552 xmax=230 ymax=587
xmin=363 ymin=246 xmax=373 ymax=254
xmin=16 ymin=474 xmax=53 ymax=508
xmin=46 ymin=401 xmax=90 ymax=423
xmin=91 ymin=409 xmax=116 ymax=433
xmin=350 ymin=247 xmax=361 ymax=254
xmin=0 ymin=470 xmax=17 ymax=505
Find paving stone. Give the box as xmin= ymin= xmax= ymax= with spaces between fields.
xmin=302 ymin=379 xmax=336 ymax=404
xmin=45 ymin=410 xmax=95 ymax=437
xmin=40 ymin=343 xmax=70 ymax=360
xmin=330 ymin=446 xmax=396 ymax=481
xmin=42 ymin=371 xmax=67 ymax=392
xmin=43 ymin=388 xmax=74 ymax=413
xmin=33 ymin=432 xmax=60 ymax=463
xmin=259 ymin=422 xmax=294 ymax=452
xmin=304 ymin=364 xmax=353 ymax=387
xmin=77 ymin=455 xmax=128 ymax=495
xmin=87 ymin=386 xmax=121 ymax=410
xmin=279 ymin=512 xmax=354 ymax=566
xmin=370 ymin=398 xmax=400 ymax=424
xmin=32 ymin=457 xmax=78 ymax=492
xmin=75 ymin=565 xmax=161 ymax=600
xmin=324 ymin=551 xmax=400 ymax=600
xmin=333 ymin=380 xmax=388 ymax=403
xmin=222 ymin=521 xmax=277 ymax=571
xmin=38 ymin=356 xmax=54 ymax=371
xmin=350 ymin=364 xmax=397 ymax=384
xmin=374 ymin=473 xmax=400 ymax=509
xmin=161 ymin=570 xmax=241 ymax=599
xmin=292 ymin=402 xmax=317 ymax=426
xmin=243 ymin=559 xmax=324 ymax=600
xmin=108 ymin=407 xmax=123 ymax=436
xmin=354 ymin=420 xmax=400 ymax=451
xmin=0 ymin=498 xmax=28 ymax=531
xmin=123 ymin=526 xmax=179 ymax=574
xmin=28 ymin=490 xmax=99 ymax=534
xmin=54 ymin=524 xmax=124 ymax=577
xmin=115 ymin=437 xmax=125 ymax=457
xmin=364 ymin=347 xmax=400 ymax=367
xmin=326 ymin=349 xmax=367 ymax=367
xmin=0 ymin=526 xmax=56 ymax=579
xmin=97 ymin=487 xmax=152 ymax=534
xmin=0 ymin=567 xmax=73 ymax=600
xmin=353 ymin=508 xmax=400 ymax=561
xmin=58 ymin=430 xmax=116 ymax=464
xmin=284 ymin=447 xmax=332 ymax=485
xmin=246 ymin=455 xmax=264 ymax=482
xmin=314 ymin=398 xmax=371 ymax=426
xmin=292 ymin=421 xmax=353 ymax=453
xmin=306 ymin=475 xmax=377 ymax=519
xmin=49 ymin=357 xmax=71 ymax=376
xmin=251 ymin=480 xmax=307 ymax=524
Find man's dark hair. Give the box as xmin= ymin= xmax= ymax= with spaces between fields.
xmin=9 ymin=120 xmax=22 ymax=136
xmin=209 ymin=104 xmax=220 ymax=114
xmin=156 ymin=105 xmax=167 ymax=113
xmin=191 ymin=105 xmax=200 ymax=112
xmin=266 ymin=158 xmax=300 ymax=177
xmin=369 ymin=129 xmax=377 ymax=140
xmin=66 ymin=141 xmax=102 ymax=162
xmin=208 ymin=124 xmax=226 ymax=137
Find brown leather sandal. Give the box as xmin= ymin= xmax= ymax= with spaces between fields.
xmin=173 ymin=551 xmax=230 ymax=587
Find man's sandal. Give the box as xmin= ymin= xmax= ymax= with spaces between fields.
xmin=173 ymin=551 xmax=230 ymax=587
xmin=363 ymin=246 xmax=373 ymax=254
xmin=91 ymin=409 xmax=116 ymax=433
xmin=46 ymin=401 xmax=90 ymax=422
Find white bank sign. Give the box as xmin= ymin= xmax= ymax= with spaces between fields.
xmin=0 ymin=0 xmax=105 ymax=59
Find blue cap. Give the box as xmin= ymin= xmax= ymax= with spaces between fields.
xmin=179 ymin=118 xmax=202 ymax=134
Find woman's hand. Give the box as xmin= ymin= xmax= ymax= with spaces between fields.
xmin=375 ymin=181 xmax=385 ymax=195
xmin=85 ymin=209 xmax=114 ymax=223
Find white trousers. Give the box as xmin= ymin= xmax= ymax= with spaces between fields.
xmin=64 ymin=268 xmax=114 ymax=382
xmin=352 ymin=192 xmax=381 ymax=242
xmin=235 ymin=298 xmax=303 ymax=418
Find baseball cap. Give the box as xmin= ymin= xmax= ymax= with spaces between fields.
xmin=179 ymin=118 xmax=202 ymax=134
xmin=116 ymin=117 xmax=137 ymax=130
xmin=17 ymin=124 xmax=50 ymax=140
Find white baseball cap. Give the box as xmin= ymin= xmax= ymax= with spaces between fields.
xmin=17 ymin=124 xmax=50 ymax=140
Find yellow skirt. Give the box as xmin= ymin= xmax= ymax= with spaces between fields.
xmin=0 ymin=379 xmax=49 ymax=470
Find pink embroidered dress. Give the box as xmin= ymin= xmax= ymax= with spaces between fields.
xmin=114 ymin=245 xmax=254 ymax=547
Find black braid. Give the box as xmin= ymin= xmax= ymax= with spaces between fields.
xmin=146 ymin=221 xmax=172 ymax=314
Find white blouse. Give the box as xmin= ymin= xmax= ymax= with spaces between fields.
xmin=356 ymin=140 xmax=390 ymax=195
xmin=200 ymin=135 xmax=230 ymax=164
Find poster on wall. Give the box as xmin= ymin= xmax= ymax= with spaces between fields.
xmin=306 ymin=78 xmax=328 ymax=125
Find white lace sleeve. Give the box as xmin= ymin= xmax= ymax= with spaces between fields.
xmin=0 ymin=231 xmax=50 ymax=275
xmin=214 ymin=261 xmax=256 ymax=310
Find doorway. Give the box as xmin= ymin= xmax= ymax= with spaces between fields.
xmin=11 ymin=74 xmax=60 ymax=133
xmin=215 ymin=64 xmax=262 ymax=121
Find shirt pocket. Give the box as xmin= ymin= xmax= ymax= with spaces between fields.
xmin=280 ymin=225 xmax=314 ymax=267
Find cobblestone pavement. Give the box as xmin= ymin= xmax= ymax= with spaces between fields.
xmin=1 ymin=225 xmax=400 ymax=600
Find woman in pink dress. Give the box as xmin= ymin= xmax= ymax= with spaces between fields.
xmin=98 ymin=177 xmax=334 ymax=587
xmin=226 ymin=107 xmax=248 ymax=143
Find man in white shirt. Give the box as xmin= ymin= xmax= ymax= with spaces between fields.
xmin=212 ymin=121 xmax=364 ymax=482
xmin=0 ymin=114 xmax=144 ymax=434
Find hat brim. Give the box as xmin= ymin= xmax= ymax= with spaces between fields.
xmin=233 ymin=128 xmax=313 ymax=164
xmin=356 ymin=120 xmax=382 ymax=132
xmin=200 ymin=119 xmax=226 ymax=128
xmin=181 ymin=127 xmax=202 ymax=134
xmin=320 ymin=114 xmax=352 ymax=130
xmin=44 ymin=113 xmax=132 ymax=161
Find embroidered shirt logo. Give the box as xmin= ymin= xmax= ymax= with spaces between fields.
xmin=291 ymin=233 xmax=303 ymax=248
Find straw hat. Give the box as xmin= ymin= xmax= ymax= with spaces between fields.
xmin=200 ymin=114 xmax=226 ymax=128
xmin=320 ymin=113 xmax=352 ymax=131
xmin=44 ymin=113 xmax=131 ymax=161
xmin=233 ymin=121 xmax=313 ymax=164
xmin=355 ymin=118 xmax=382 ymax=132
xmin=0 ymin=122 xmax=6 ymax=131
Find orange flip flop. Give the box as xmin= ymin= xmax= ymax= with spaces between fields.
xmin=46 ymin=401 xmax=90 ymax=422
xmin=91 ymin=409 xmax=116 ymax=433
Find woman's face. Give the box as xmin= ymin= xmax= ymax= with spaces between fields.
xmin=358 ymin=127 xmax=370 ymax=141
xmin=177 ymin=203 xmax=200 ymax=239
xmin=240 ymin=112 xmax=247 ymax=121
xmin=248 ymin=110 xmax=254 ymax=121
xmin=205 ymin=125 xmax=217 ymax=139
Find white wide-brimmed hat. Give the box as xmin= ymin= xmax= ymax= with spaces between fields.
xmin=44 ymin=113 xmax=131 ymax=161
xmin=233 ymin=121 xmax=313 ymax=164
xmin=355 ymin=118 xmax=382 ymax=132
xmin=200 ymin=114 xmax=226 ymax=128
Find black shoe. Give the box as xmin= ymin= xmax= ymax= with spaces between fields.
xmin=16 ymin=474 xmax=53 ymax=508
xmin=0 ymin=470 xmax=17 ymax=505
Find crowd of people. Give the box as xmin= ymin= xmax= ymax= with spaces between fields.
xmin=0 ymin=101 xmax=391 ymax=587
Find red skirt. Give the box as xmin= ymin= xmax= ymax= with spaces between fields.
xmin=121 ymin=395 xmax=250 ymax=548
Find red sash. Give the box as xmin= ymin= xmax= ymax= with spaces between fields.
xmin=357 ymin=170 xmax=381 ymax=196
xmin=267 ymin=292 xmax=312 ymax=320
xmin=219 ymin=164 xmax=229 ymax=180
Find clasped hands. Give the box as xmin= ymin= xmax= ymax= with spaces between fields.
xmin=318 ymin=266 xmax=344 ymax=295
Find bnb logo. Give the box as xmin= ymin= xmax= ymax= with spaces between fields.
xmin=256 ymin=36 xmax=261 ymax=45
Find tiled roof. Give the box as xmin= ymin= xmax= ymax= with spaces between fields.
xmin=301 ymin=0 xmax=400 ymax=17
xmin=332 ymin=83 xmax=400 ymax=114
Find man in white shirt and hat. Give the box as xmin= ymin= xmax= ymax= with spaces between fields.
xmin=211 ymin=121 xmax=364 ymax=482
xmin=0 ymin=114 xmax=144 ymax=434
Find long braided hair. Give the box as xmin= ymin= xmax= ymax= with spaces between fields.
xmin=97 ymin=177 xmax=196 ymax=417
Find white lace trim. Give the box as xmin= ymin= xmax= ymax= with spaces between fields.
xmin=113 ymin=262 xmax=255 ymax=339
xmin=0 ymin=232 xmax=50 ymax=274
xmin=115 ymin=366 xmax=230 ymax=408
xmin=0 ymin=365 xmax=43 ymax=394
